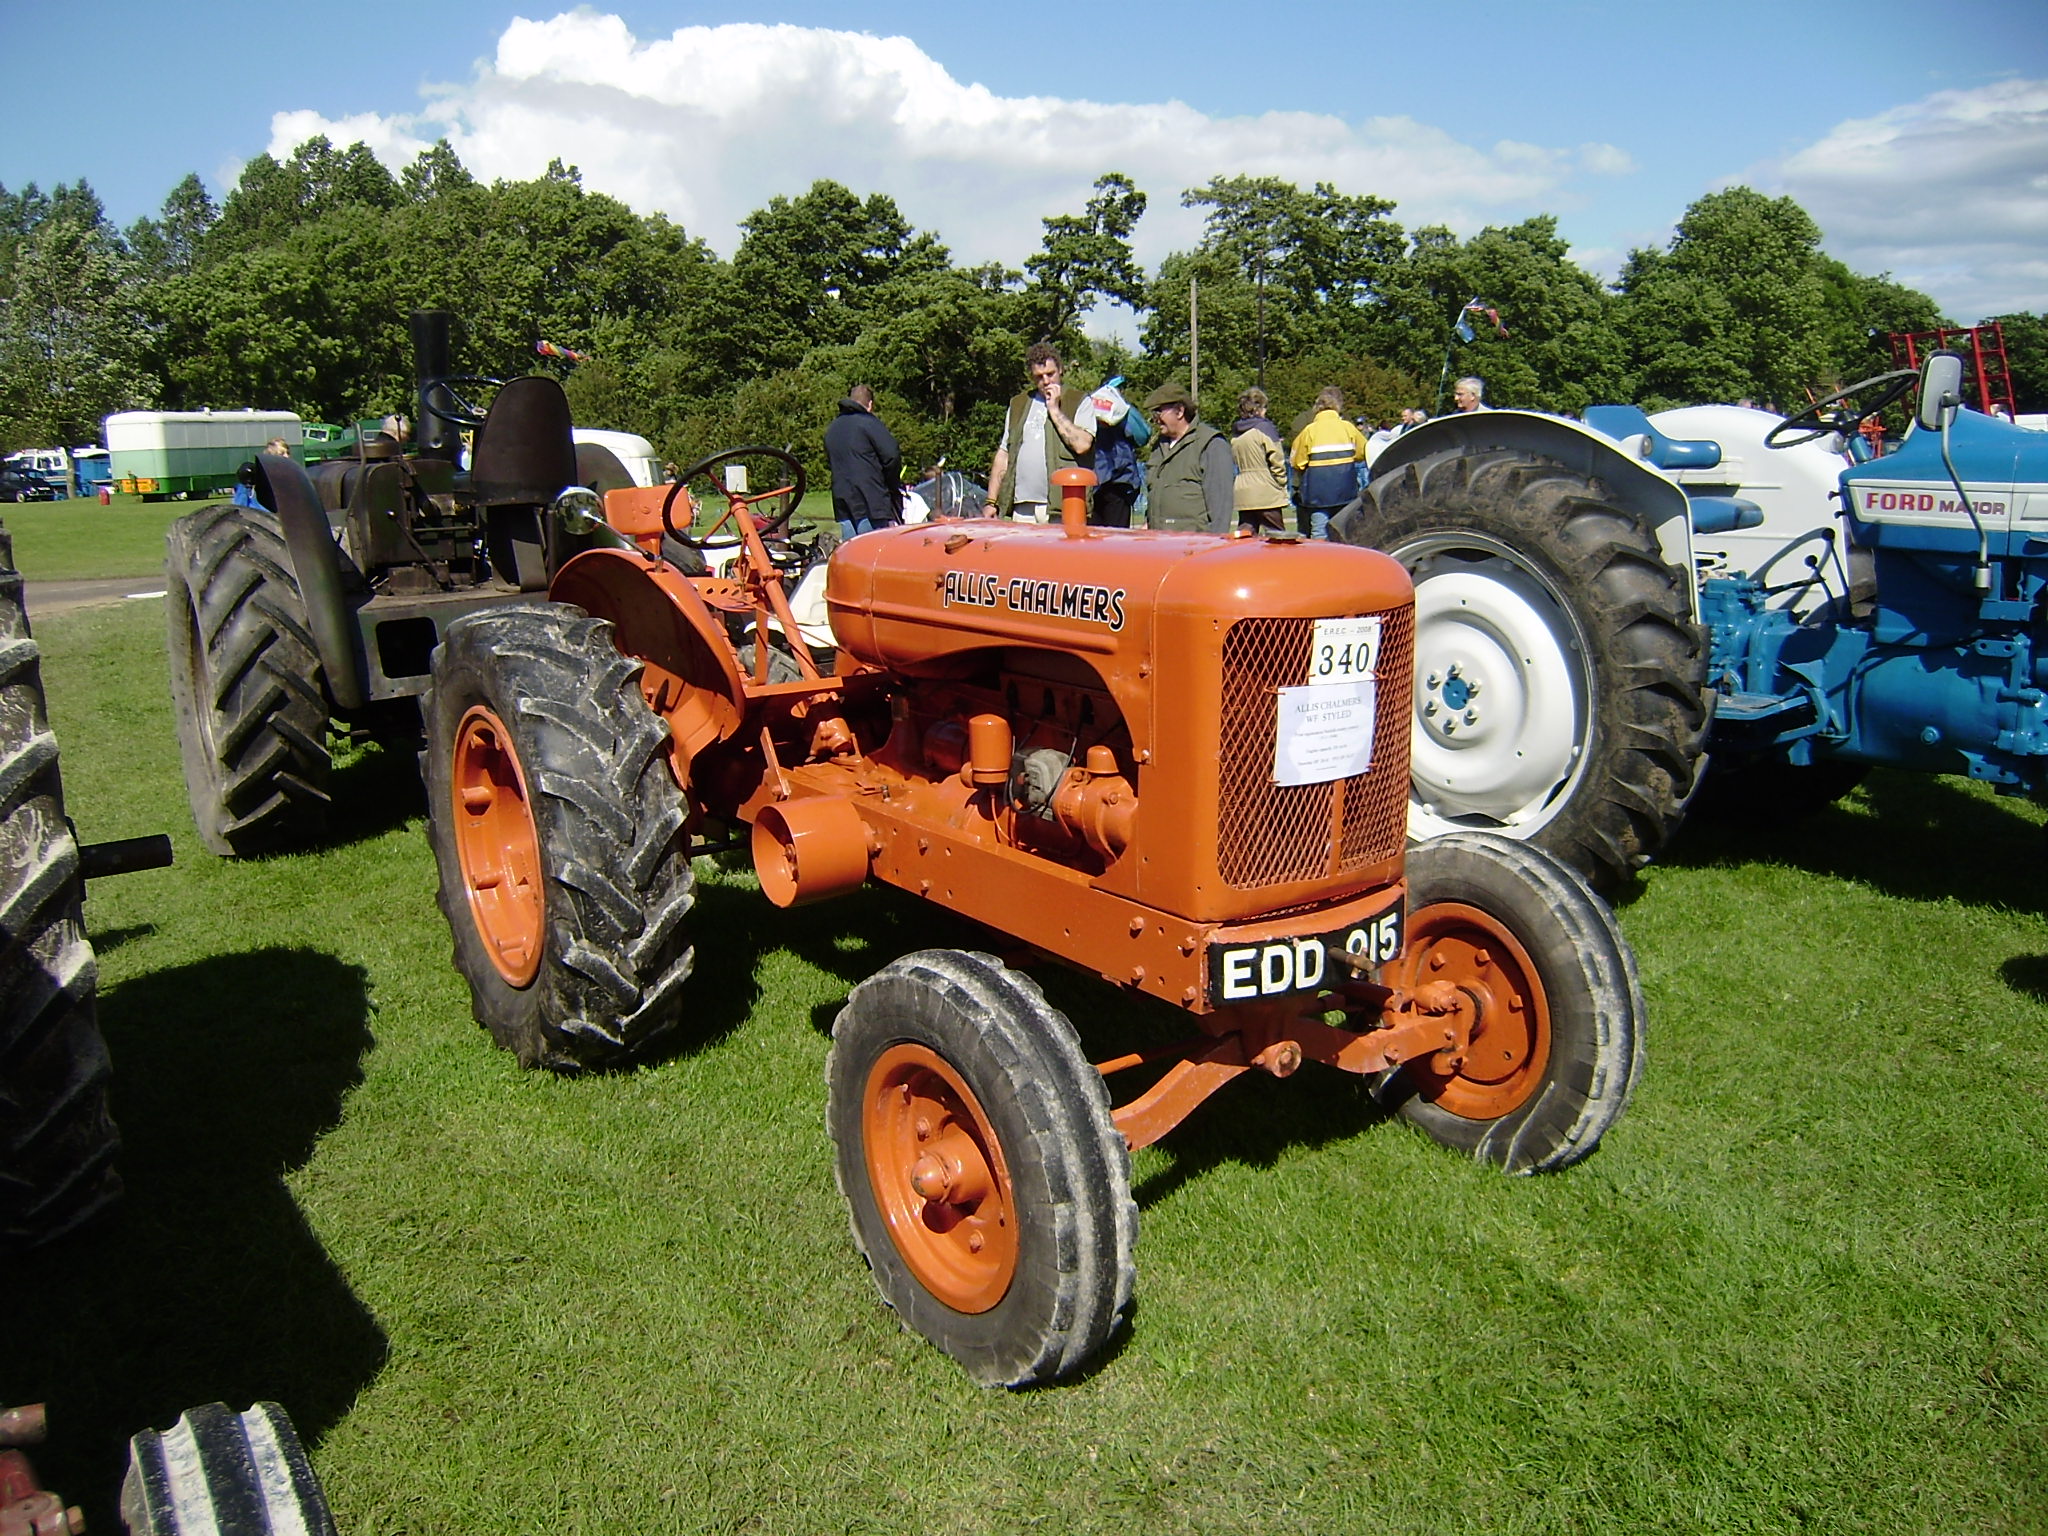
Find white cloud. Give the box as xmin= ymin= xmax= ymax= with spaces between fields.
xmin=261 ymin=12 xmax=1634 ymax=279
xmin=268 ymin=109 xmax=430 ymax=170
xmin=1751 ymin=77 xmax=2048 ymax=320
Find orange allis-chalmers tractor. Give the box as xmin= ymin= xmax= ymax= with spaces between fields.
xmin=423 ymin=448 xmax=1644 ymax=1387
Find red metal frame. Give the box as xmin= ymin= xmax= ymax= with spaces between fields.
xmin=1889 ymin=322 xmax=2016 ymax=415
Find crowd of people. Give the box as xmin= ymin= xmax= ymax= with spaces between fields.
xmin=823 ymin=344 xmax=1490 ymax=543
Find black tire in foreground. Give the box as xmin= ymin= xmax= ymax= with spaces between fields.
xmin=1374 ymin=831 xmax=1644 ymax=1173
xmin=124 ymin=1401 xmax=338 ymax=1536
xmin=827 ymin=949 xmax=1137 ymax=1387
xmin=165 ymin=503 xmax=333 ymax=856
xmin=0 ymin=520 xmax=120 ymax=1251
xmin=423 ymin=603 xmax=695 ymax=1072
xmin=1334 ymin=446 xmax=1708 ymax=895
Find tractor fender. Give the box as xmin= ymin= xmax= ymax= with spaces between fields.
xmin=254 ymin=454 xmax=368 ymax=712
xmin=549 ymin=546 xmax=747 ymax=765
xmin=1377 ymin=412 xmax=1699 ymax=613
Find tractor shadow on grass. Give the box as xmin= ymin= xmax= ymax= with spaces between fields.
xmin=669 ymin=869 xmax=990 ymax=1055
xmin=1659 ymin=767 xmax=2047 ymax=917
xmin=6 ymin=947 xmax=385 ymax=1532
xmin=681 ymin=861 xmax=1405 ymax=1211
xmin=746 ymin=888 xmax=1400 ymax=1214
xmin=1999 ymin=954 xmax=2048 ymax=1005
xmin=322 ymin=734 xmax=428 ymax=849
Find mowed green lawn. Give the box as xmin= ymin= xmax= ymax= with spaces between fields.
xmin=6 ymin=580 xmax=2045 ymax=1534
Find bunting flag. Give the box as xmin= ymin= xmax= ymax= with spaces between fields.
xmin=535 ymin=339 xmax=594 ymax=363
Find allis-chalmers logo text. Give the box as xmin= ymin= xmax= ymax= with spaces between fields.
xmin=1860 ymin=487 xmax=2009 ymax=517
xmin=942 ymin=569 xmax=1128 ymax=631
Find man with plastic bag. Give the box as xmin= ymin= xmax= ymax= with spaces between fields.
xmin=1075 ymin=375 xmax=1149 ymax=528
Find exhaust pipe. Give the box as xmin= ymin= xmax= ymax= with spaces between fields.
xmin=412 ymin=309 xmax=458 ymax=463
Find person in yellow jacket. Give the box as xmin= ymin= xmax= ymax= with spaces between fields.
xmin=1289 ymin=387 xmax=1369 ymax=540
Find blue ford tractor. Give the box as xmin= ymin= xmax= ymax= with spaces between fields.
xmin=1332 ymin=350 xmax=2048 ymax=892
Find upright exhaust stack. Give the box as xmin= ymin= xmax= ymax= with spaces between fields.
xmin=412 ymin=308 xmax=459 ymax=463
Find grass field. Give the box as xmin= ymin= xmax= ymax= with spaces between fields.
xmin=7 ymin=588 xmax=2046 ymax=1535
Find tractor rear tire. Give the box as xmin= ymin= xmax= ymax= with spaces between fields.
xmin=1374 ymin=831 xmax=1643 ymax=1173
xmin=423 ymin=603 xmax=694 ymax=1072
xmin=1334 ymin=446 xmax=1707 ymax=895
xmin=165 ymin=504 xmax=333 ymax=856
xmin=736 ymin=639 xmax=804 ymax=684
xmin=0 ymin=520 xmax=121 ymax=1252
xmin=827 ymin=949 xmax=1137 ymax=1387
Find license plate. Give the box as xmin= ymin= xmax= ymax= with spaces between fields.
xmin=1208 ymin=902 xmax=1405 ymax=1004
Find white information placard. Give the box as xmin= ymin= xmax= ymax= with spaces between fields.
xmin=1273 ymin=679 xmax=1377 ymax=786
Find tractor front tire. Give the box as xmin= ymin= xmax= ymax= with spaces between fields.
xmin=1374 ymin=831 xmax=1643 ymax=1173
xmin=827 ymin=950 xmax=1137 ymax=1387
xmin=1 ymin=521 xmax=120 ymax=1251
xmin=1334 ymin=447 xmax=1707 ymax=894
xmin=423 ymin=603 xmax=694 ymax=1072
xmin=165 ymin=504 xmax=333 ymax=856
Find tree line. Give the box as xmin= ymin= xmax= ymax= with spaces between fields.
xmin=2 ymin=135 xmax=2040 ymax=487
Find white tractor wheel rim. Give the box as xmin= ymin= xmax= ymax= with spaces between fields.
xmin=1399 ymin=535 xmax=1591 ymax=841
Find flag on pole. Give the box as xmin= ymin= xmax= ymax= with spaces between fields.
xmin=1458 ymin=299 xmax=1509 ymax=341
xmin=536 ymin=339 xmax=593 ymax=363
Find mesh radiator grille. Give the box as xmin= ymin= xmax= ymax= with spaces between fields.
xmin=1217 ymin=609 xmax=1413 ymax=888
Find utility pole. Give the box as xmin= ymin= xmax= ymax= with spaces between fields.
xmin=1255 ymin=259 xmax=1266 ymax=392
xmin=1189 ymin=275 xmax=1200 ymax=402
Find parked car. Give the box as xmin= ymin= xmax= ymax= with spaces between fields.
xmin=0 ymin=466 xmax=59 ymax=503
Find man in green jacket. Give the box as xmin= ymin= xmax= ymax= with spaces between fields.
xmin=989 ymin=342 xmax=1095 ymax=521
xmin=1141 ymin=382 xmax=1234 ymax=534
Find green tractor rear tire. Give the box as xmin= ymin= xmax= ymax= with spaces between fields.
xmin=165 ymin=504 xmax=334 ymax=856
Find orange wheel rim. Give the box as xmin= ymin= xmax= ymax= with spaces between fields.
xmin=862 ymin=1043 xmax=1017 ymax=1314
xmin=451 ymin=705 xmax=543 ymax=988
xmin=1387 ymin=900 xmax=1550 ymax=1119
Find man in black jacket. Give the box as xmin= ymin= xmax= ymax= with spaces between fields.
xmin=824 ymin=384 xmax=904 ymax=539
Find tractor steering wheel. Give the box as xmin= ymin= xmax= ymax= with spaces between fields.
xmin=660 ymin=445 xmax=808 ymax=549
xmin=420 ymin=374 xmax=505 ymax=430
xmin=1765 ymin=369 xmax=1918 ymax=449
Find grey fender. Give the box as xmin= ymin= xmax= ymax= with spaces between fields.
xmin=1375 ymin=411 xmax=1700 ymax=613
xmin=255 ymin=454 xmax=368 ymax=712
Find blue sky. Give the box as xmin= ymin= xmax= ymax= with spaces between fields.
xmin=4 ymin=1 xmax=2044 ymax=324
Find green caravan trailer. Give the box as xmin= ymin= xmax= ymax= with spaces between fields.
xmin=104 ymin=410 xmax=303 ymax=499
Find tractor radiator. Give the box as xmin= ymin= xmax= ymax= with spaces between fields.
xmin=1217 ymin=609 xmax=1413 ymax=889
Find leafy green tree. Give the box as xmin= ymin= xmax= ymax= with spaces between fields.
xmin=1024 ymin=172 xmax=1148 ymax=342
xmin=209 ymin=135 xmax=401 ymax=255
xmin=1180 ymin=174 xmax=1405 ymax=375
xmin=126 ymin=173 xmax=218 ymax=281
xmin=1618 ymin=187 xmax=1836 ymax=410
xmin=1139 ymin=247 xmax=1260 ymax=395
xmin=152 ymin=244 xmax=354 ymax=416
xmin=400 ymin=140 xmax=477 ymax=203
xmin=1374 ymin=217 xmax=1625 ymax=413
xmin=721 ymin=181 xmax=949 ymax=375
xmin=0 ymin=215 xmax=155 ymax=446
xmin=1814 ymin=260 xmax=1948 ymax=389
